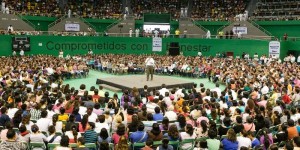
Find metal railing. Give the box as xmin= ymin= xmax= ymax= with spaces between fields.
xmin=78 ymin=16 xmax=97 ymax=31
xmin=217 ymin=21 xmax=232 ymax=33
xmin=105 ymin=18 xmax=123 ymax=31
xmin=248 ymin=19 xmax=273 ymax=36
xmin=16 ymin=14 xmax=36 ymax=30
xmin=48 ymin=14 xmax=67 ymax=29
xmin=192 ymin=19 xmax=208 ymax=32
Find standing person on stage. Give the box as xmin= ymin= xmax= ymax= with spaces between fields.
xmin=88 ymin=49 xmax=93 ymax=55
xmin=129 ymin=28 xmax=133 ymax=37
xmin=59 ymin=49 xmax=63 ymax=58
xmin=19 ymin=49 xmax=24 ymax=57
xmin=145 ymin=55 xmax=155 ymax=81
xmin=12 ymin=50 xmax=16 ymax=56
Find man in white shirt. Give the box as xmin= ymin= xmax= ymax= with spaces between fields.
xmin=94 ymin=115 xmax=109 ymax=133
xmin=153 ymin=29 xmax=159 ymax=37
xmin=206 ymin=30 xmax=211 ymax=39
xmin=7 ymin=104 xmax=18 ymax=119
xmin=5 ymin=6 xmax=9 ymax=14
xmin=87 ymin=107 xmax=97 ymax=123
xmin=164 ymin=105 xmax=177 ymax=121
xmin=145 ymin=55 xmax=155 ymax=81
xmin=159 ymin=84 xmax=169 ymax=97
xmin=135 ymin=28 xmax=140 ymax=37
xmin=129 ymin=28 xmax=133 ymax=37
xmin=261 ymin=83 xmax=269 ymax=95
xmin=211 ymin=83 xmax=222 ymax=98
xmin=19 ymin=49 xmax=24 ymax=56
xmin=146 ymin=96 xmax=159 ymax=114
xmin=36 ymin=110 xmax=51 ymax=132
xmin=237 ymin=132 xmax=252 ymax=149
xmin=7 ymin=25 xmax=13 ymax=33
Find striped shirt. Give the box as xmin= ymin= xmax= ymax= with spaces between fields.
xmin=84 ymin=129 xmax=97 ymax=143
xmin=30 ymin=109 xmax=41 ymax=121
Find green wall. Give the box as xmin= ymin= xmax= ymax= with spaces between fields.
xmin=2 ymin=35 xmax=300 ymax=59
xmin=195 ymin=21 xmax=229 ymax=35
xmin=22 ymin=16 xmax=57 ymax=31
xmin=256 ymin=21 xmax=300 ymax=39
xmin=1 ymin=35 xmax=271 ymax=57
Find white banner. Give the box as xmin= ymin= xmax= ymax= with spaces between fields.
xmin=152 ymin=37 xmax=162 ymax=52
xmin=232 ymin=27 xmax=247 ymax=34
xmin=269 ymin=41 xmax=280 ymax=58
xmin=65 ymin=24 xmax=80 ymax=31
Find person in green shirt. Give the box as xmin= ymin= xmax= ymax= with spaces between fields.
xmin=206 ymin=129 xmax=221 ymax=150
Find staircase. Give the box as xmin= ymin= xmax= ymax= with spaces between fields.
xmin=0 ymin=14 xmax=35 ymax=31
xmin=48 ymin=16 xmax=96 ymax=32
xmin=220 ymin=20 xmax=272 ymax=40
xmin=179 ymin=18 xmax=207 ymax=38
xmin=107 ymin=16 xmax=135 ymax=37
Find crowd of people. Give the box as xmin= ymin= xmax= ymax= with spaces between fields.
xmin=1 ymin=0 xmax=123 ymax=19
xmin=0 ymin=0 xmax=251 ymax=21
xmin=190 ymin=0 xmax=248 ymax=21
xmin=0 ymin=53 xmax=299 ymax=150
xmin=252 ymin=0 xmax=300 ymax=21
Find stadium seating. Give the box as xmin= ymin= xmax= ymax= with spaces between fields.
xmin=253 ymin=0 xmax=300 ymax=20
xmin=191 ymin=0 xmax=249 ymax=21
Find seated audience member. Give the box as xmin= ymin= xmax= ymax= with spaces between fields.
xmin=129 ymin=122 xmax=148 ymax=143
xmin=287 ymin=119 xmax=298 ymax=140
xmin=248 ymin=131 xmax=260 ymax=148
xmin=112 ymin=123 xmax=128 ymax=145
xmin=50 ymin=114 xmax=63 ymax=133
xmin=65 ymin=125 xmax=82 ymax=143
xmin=218 ymin=117 xmax=231 ymax=136
xmin=157 ymin=138 xmax=174 ymax=150
xmin=30 ymin=124 xmax=48 ymax=144
xmin=164 ymin=124 xmax=180 ymax=141
xmin=54 ymin=135 xmax=72 ymax=150
xmin=19 ymin=125 xmax=30 ymax=142
xmin=36 ymin=110 xmax=51 ymax=132
xmin=221 ymin=129 xmax=238 ymax=150
xmin=47 ymin=125 xmax=62 ymax=143
xmin=95 ymin=115 xmax=109 ymax=133
xmin=98 ymin=128 xmax=112 ymax=143
xmin=153 ymin=107 xmax=164 ymax=121
xmin=141 ymin=139 xmax=154 ymax=150
xmin=0 ymin=129 xmax=27 ymax=149
xmin=74 ymin=137 xmax=89 ymax=150
xmin=207 ymin=129 xmax=221 ymax=150
xmin=180 ymin=124 xmax=196 ymax=149
xmin=83 ymin=122 xmax=97 ymax=144
xmin=115 ymin=135 xmax=129 ymax=150
xmin=65 ymin=114 xmax=79 ymax=131
xmin=0 ymin=107 xmax=11 ymax=126
xmin=237 ymin=130 xmax=252 ymax=149
xmin=148 ymin=123 xmax=163 ymax=141
xmin=58 ymin=107 xmax=69 ymax=121
xmin=0 ymin=121 xmax=14 ymax=141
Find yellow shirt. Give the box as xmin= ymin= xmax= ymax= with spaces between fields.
xmin=58 ymin=114 xmax=69 ymax=121
xmin=175 ymin=30 xmax=180 ymax=35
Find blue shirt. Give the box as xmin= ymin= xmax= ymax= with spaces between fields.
xmin=252 ymin=138 xmax=260 ymax=148
xmin=221 ymin=138 xmax=238 ymax=150
xmin=129 ymin=131 xmax=148 ymax=143
xmin=84 ymin=129 xmax=98 ymax=143
xmin=153 ymin=113 xmax=164 ymax=121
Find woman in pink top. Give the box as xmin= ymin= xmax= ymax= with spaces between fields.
xmin=78 ymin=114 xmax=89 ymax=132
xmin=243 ymin=116 xmax=256 ymax=132
xmin=112 ymin=123 xmax=128 ymax=145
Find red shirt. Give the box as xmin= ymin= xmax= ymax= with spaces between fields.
xmin=282 ymin=94 xmax=291 ymax=104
